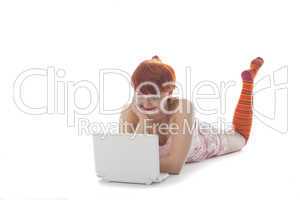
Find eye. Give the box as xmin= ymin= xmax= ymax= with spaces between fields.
xmin=147 ymin=95 xmax=161 ymax=101
xmin=150 ymin=96 xmax=160 ymax=101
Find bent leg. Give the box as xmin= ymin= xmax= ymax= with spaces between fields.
xmin=186 ymin=126 xmax=247 ymax=163
xmin=217 ymin=131 xmax=246 ymax=156
xmin=232 ymin=57 xmax=264 ymax=142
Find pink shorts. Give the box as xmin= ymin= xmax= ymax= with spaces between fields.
xmin=159 ymin=118 xmax=231 ymax=163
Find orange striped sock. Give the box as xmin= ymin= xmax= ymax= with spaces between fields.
xmin=233 ymin=57 xmax=264 ymax=142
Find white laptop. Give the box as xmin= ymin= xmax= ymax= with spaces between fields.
xmin=93 ymin=133 xmax=169 ymax=184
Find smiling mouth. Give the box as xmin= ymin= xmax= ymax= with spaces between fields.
xmin=139 ymin=105 xmax=156 ymax=111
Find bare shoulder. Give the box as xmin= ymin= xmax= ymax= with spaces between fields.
xmin=169 ymin=98 xmax=194 ymax=122
xmin=179 ymin=98 xmax=194 ymax=112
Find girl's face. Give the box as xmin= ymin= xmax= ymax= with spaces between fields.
xmin=134 ymin=90 xmax=170 ymax=113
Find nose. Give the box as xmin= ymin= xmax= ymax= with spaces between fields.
xmin=143 ymin=100 xmax=151 ymax=107
xmin=143 ymin=99 xmax=155 ymax=109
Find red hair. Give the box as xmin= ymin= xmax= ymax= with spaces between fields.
xmin=131 ymin=56 xmax=176 ymax=94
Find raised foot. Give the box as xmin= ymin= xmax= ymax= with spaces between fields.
xmin=241 ymin=70 xmax=253 ymax=82
xmin=250 ymin=57 xmax=264 ymax=77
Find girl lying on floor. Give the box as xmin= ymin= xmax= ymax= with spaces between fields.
xmin=119 ymin=56 xmax=264 ymax=174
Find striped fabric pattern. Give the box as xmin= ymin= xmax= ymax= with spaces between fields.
xmin=232 ymin=57 xmax=264 ymax=142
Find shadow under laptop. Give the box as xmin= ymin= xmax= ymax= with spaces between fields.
xmin=97 ymin=150 xmax=243 ymax=188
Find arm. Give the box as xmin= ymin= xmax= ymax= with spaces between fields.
xmin=160 ymin=100 xmax=194 ymax=174
xmin=119 ymin=103 xmax=138 ymax=134
xmin=118 ymin=102 xmax=151 ymax=134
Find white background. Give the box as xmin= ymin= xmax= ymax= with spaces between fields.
xmin=0 ymin=0 xmax=299 ymax=199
